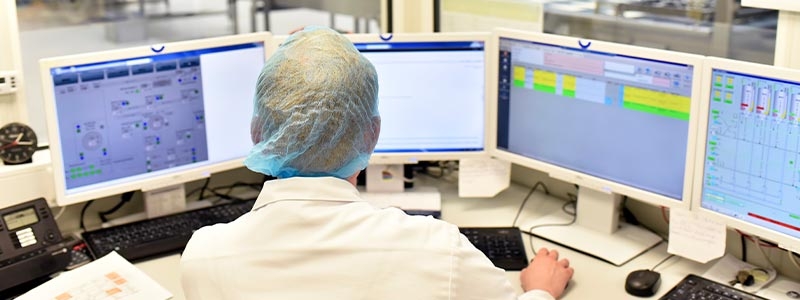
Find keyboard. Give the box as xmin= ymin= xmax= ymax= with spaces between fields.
xmin=660 ymin=274 xmax=767 ymax=300
xmin=82 ymin=200 xmax=255 ymax=262
xmin=459 ymin=227 xmax=528 ymax=271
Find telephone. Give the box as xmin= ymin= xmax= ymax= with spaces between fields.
xmin=0 ymin=198 xmax=70 ymax=294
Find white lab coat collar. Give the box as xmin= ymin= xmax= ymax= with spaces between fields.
xmin=252 ymin=177 xmax=364 ymax=211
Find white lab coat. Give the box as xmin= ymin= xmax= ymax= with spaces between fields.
xmin=180 ymin=177 xmax=554 ymax=300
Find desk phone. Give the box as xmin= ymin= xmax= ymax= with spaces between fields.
xmin=0 ymin=198 xmax=70 ymax=294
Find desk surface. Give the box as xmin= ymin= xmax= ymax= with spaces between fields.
xmin=132 ymin=176 xmax=798 ymax=299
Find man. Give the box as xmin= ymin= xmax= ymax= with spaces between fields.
xmin=180 ymin=26 xmax=573 ymax=300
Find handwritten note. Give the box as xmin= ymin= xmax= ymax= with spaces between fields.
xmin=458 ymin=157 xmax=511 ymax=198
xmin=668 ymin=208 xmax=727 ymax=263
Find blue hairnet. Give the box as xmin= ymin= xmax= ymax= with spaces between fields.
xmin=244 ymin=26 xmax=380 ymax=179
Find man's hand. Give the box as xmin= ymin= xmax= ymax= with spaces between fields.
xmin=520 ymin=248 xmax=574 ymax=299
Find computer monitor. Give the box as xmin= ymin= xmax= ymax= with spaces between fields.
xmin=346 ymin=33 xmax=490 ymax=165
xmin=349 ymin=33 xmax=489 ymax=193
xmin=693 ymin=57 xmax=800 ymax=253
xmin=490 ymin=28 xmax=703 ymax=265
xmin=40 ymin=33 xmax=271 ymax=208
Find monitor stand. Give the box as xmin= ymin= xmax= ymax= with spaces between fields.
xmin=526 ymin=186 xmax=662 ymax=266
xmin=142 ymin=184 xmax=188 ymax=218
xmin=360 ymin=164 xmax=441 ymax=215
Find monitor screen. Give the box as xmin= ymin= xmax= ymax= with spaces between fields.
xmin=494 ymin=33 xmax=700 ymax=205
xmin=697 ymin=58 xmax=800 ymax=249
xmin=41 ymin=33 xmax=270 ymax=206
xmin=346 ymin=33 xmax=489 ymax=164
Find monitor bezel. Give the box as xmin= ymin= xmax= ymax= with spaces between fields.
xmin=273 ymin=32 xmax=492 ymax=165
xmin=40 ymin=32 xmax=272 ymax=206
xmin=692 ymin=56 xmax=800 ymax=252
xmin=488 ymin=28 xmax=703 ymax=209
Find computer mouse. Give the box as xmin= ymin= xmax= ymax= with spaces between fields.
xmin=625 ymin=269 xmax=661 ymax=297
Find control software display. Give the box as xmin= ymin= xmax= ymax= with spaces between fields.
xmin=495 ymin=37 xmax=695 ymax=199
xmin=48 ymin=43 xmax=264 ymax=193
xmin=354 ymin=41 xmax=485 ymax=154
xmin=701 ymin=69 xmax=800 ymax=238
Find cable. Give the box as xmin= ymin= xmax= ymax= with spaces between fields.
xmin=210 ymin=181 xmax=263 ymax=202
xmin=79 ymin=200 xmax=94 ymax=232
xmin=511 ymin=181 xmax=550 ymax=227
xmin=521 ymin=212 xmax=577 ymax=255
xmin=185 ymin=177 xmax=212 ymax=201
xmin=660 ymin=206 xmax=669 ymax=224
xmin=741 ymin=234 xmax=748 ymax=262
xmin=561 ymin=199 xmax=576 ymax=216
xmin=98 ymin=191 xmax=135 ymax=222
xmin=651 ymin=254 xmax=676 ymax=271
xmin=53 ymin=205 xmax=67 ymax=220
xmin=737 ymin=230 xmax=778 ymax=248
xmin=198 ymin=177 xmax=211 ymax=200
xmin=752 ymin=236 xmax=776 ymax=269
xmin=788 ymin=250 xmax=800 ymax=271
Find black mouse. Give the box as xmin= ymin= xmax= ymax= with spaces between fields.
xmin=625 ymin=269 xmax=661 ymax=297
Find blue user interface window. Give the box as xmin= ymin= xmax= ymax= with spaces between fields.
xmin=50 ymin=43 xmax=264 ymax=190
xmin=701 ymin=69 xmax=800 ymax=238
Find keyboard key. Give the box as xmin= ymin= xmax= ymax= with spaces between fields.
xmin=458 ymin=227 xmax=528 ymax=271
xmin=659 ymin=274 xmax=767 ymax=300
xmin=83 ymin=200 xmax=254 ymax=262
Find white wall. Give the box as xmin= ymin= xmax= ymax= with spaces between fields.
xmin=0 ymin=0 xmax=28 ymax=125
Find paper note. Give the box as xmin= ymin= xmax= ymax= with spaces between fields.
xmin=16 ymin=251 xmax=171 ymax=300
xmin=668 ymin=209 xmax=726 ymax=263
xmin=458 ymin=157 xmax=511 ymax=198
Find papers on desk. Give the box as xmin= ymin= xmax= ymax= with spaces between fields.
xmin=16 ymin=251 xmax=171 ymax=300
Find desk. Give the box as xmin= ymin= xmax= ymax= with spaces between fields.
xmin=132 ymin=176 xmax=794 ymax=299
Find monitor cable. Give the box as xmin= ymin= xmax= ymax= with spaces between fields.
xmin=742 ymin=234 xmax=748 ymax=263
xmin=98 ymin=191 xmax=135 ymax=223
xmin=523 ymin=200 xmax=578 ymax=255
xmin=79 ymin=200 xmax=94 ymax=232
xmin=788 ymin=250 xmax=800 ymax=271
xmin=511 ymin=181 xmax=550 ymax=227
xmin=184 ymin=177 xmax=212 ymax=201
xmin=515 ymin=184 xmax=577 ymax=255
xmin=752 ymin=236 xmax=776 ymax=270
xmin=53 ymin=205 xmax=67 ymax=220
xmin=210 ymin=181 xmax=263 ymax=203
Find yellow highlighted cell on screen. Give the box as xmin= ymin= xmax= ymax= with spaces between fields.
xmin=562 ymin=74 xmax=576 ymax=97
xmin=623 ymin=86 xmax=691 ymax=120
xmin=513 ymin=66 xmax=526 ymax=88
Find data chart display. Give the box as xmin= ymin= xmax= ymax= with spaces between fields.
xmin=496 ymin=37 xmax=695 ymax=199
xmin=701 ymin=69 xmax=800 ymax=238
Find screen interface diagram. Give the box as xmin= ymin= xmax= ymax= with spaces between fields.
xmin=496 ymin=38 xmax=694 ymax=199
xmin=52 ymin=55 xmax=210 ymax=190
xmin=355 ymin=41 xmax=486 ymax=154
xmin=702 ymin=70 xmax=800 ymax=239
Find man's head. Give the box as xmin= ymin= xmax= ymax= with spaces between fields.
xmin=244 ymin=26 xmax=380 ymax=179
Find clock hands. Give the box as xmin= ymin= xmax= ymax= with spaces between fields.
xmin=0 ymin=133 xmax=34 ymax=149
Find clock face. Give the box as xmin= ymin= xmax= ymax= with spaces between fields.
xmin=0 ymin=122 xmax=38 ymax=165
